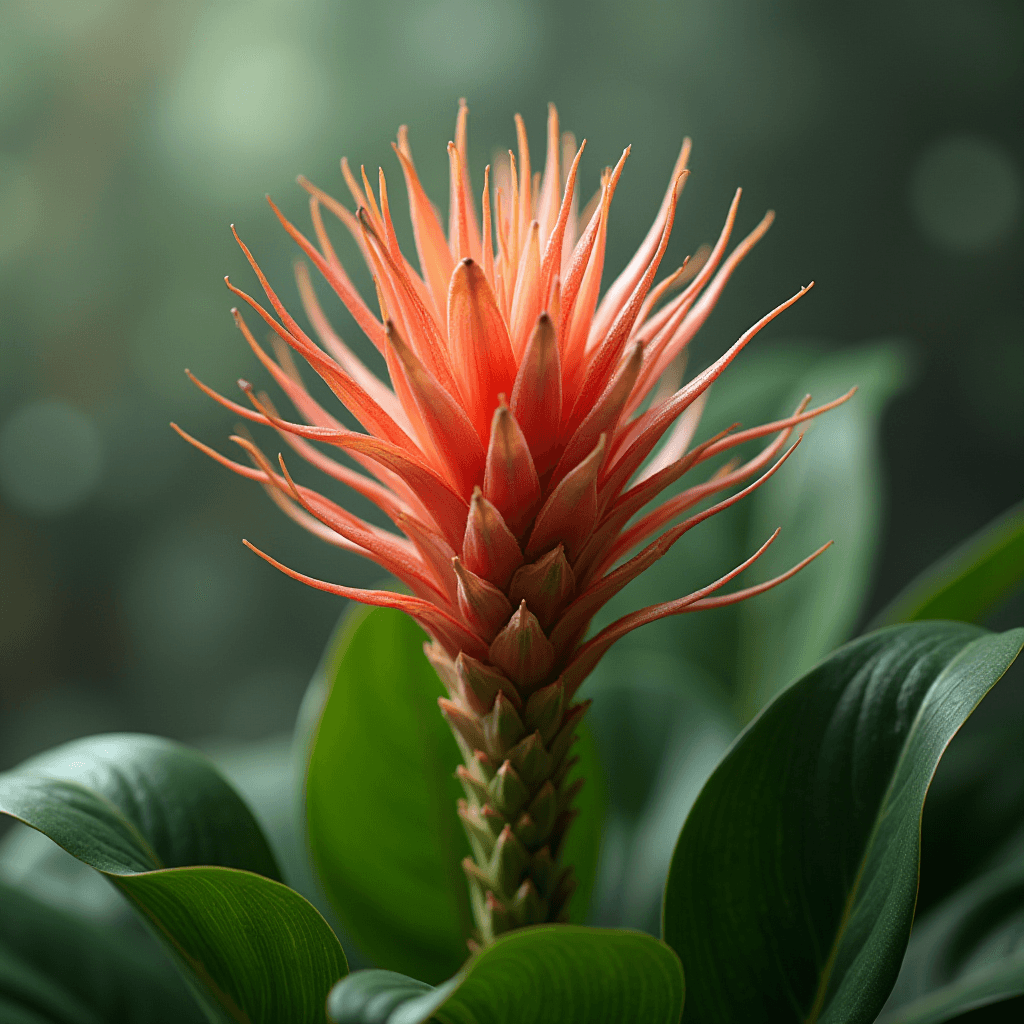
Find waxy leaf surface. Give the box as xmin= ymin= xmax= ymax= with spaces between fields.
xmin=663 ymin=622 xmax=1024 ymax=1024
xmin=326 ymin=925 xmax=684 ymax=1024
xmin=0 ymin=734 xmax=347 ymax=1024
xmin=304 ymin=604 xmax=605 ymax=983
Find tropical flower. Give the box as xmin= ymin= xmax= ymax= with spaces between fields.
xmin=175 ymin=102 xmax=851 ymax=947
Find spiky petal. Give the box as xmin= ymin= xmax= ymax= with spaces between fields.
xmin=180 ymin=102 xmax=852 ymax=945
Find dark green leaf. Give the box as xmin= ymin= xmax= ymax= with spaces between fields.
xmin=0 ymin=878 xmax=204 ymax=1024
xmin=0 ymin=733 xmax=347 ymax=1024
xmin=120 ymin=865 xmax=348 ymax=1024
xmin=662 ymin=622 xmax=1024 ymax=1024
xmin=304 ymin=605 xmax=606 ymax=983
xmin=0 ymin=734 xmax=280 ymax=878
xmin=879 ymin=849 xmax=1024 ymax=1023
xmin=326 ymin=926 xmax=684 ymax=1024
xmin=873 ymin=501 xmax=1024 ymax=627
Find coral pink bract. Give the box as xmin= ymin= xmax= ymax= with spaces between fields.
xmin=176 ymin=102 xmax=850 ymax=945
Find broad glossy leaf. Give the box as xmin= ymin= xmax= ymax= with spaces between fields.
xmin=0 ymin=734 xmax=347 ymax=1024
xmin=304 ymin=605 xmax=606 ymax=983
xmin=0 ymin=878 xmax=203 ymax=1024
xmin=326 ymin=925 xmax=684 ymax=1024
xmin=663 ymin=622 xmax=1024 ymax=1024
xmin=120 ymin=866 xmax=348 ymax=1023
xmin=0 ymin=734 xmax=280 ymax=878
xmin=304 ymin=604 xmax=472 ymax=983
xmin=879 ymin=849 xmax=1024 ymax=1023
xmin=873 ymin=500 xmax=1024 ymax=627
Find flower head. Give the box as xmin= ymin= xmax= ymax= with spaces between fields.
xmin=175 ymin=102 xmax=851 ymax=942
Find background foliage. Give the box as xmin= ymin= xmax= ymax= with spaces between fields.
xmin=0 ymin=0 xmax=1020 ymax=766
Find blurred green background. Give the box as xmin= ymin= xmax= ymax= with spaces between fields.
xmin=0 ymin=0 xmax=1021 ymax=770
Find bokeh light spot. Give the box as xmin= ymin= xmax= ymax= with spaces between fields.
xmin=910 ymin=135 xmax=1021 ymax=253
xmin=156 ymin=9 xmax=333 ymax=198
xmin=0 ymin=401 xmax=103 ymax=516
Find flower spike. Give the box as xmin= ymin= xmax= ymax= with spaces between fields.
xmin=179 ymin=104 xmax=850 ymax=947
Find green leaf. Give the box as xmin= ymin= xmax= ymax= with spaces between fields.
xmin=873 ymin=500 xmax=1024 ymax=627
xmin=879 ymin=850 xmax=1024 ymax=1023
xmin=0 ymin=734 xmax=347 ymax=1024
xmin=303 ymin=605 xmax=606 ymax=983
xmin=326 ymin=926 xmax=684 ymax=1024
xmin=662 ymin=622 xmax=1024 ymax=1024
xmin=120 ymin=866 xmax=348 ymax=1023
xmin=303 ymin=604 xmax=472 ymax=984
xmin=0 ymin=734 xmax=281 ymax=878
xmin=0 ymin=878 xmax=204 ymax=1024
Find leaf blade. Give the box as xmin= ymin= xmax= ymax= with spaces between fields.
xmin=304 ymin=605 xmax=606 ymax=982
xmin=662 ymin=622 xmax=1024 ymax=1024
xmin=305 ymin=604 xmax=472 ymax=983
xmin=0 ymin=734 xmax=348 ymax=1024
xmin=327 ymin=926 xmax=685 ymax=1024
xmin=735 ymin=341 xmax=908 ymax=718
xmin=117 ymin=866 xmax=348 ymax=1024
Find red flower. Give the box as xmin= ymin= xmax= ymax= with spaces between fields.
xmin=176 ymin=103 xmax=851 ymax=941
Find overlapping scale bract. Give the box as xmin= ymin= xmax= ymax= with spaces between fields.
xmin=180 ymin=101 xmax=852 ymax=947
xmin=429 ymin=522 xmax=590 ymax=943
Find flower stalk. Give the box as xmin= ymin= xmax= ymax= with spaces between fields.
xmin=174 ymin=101 xmax=852 ymax=946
